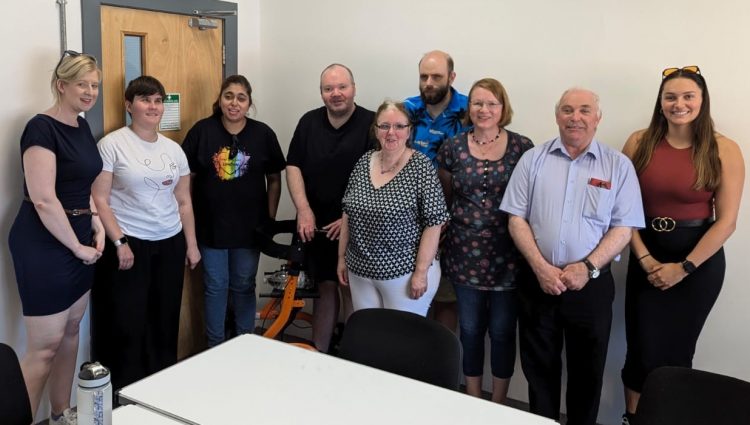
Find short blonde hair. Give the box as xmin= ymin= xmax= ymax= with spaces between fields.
xmin=50 ymin=52 xmax=101 ymax=105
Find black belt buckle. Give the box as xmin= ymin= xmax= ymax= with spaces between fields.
xmin=651 ymin=216 xmax=676 ymax=232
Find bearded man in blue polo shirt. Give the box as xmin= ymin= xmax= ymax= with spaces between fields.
xmin=405 ymin=50 xmax=469 ymax=164
xmin=404 ymin=50 xmax=469 ymax=331
xmin=500 ymin=88 xmax=644 ymax=425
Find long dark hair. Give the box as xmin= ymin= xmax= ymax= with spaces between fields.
xmin=631 ymin=70 xmax=720 ymax=191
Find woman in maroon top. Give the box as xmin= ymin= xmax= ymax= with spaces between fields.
xmin=620 ymin=67 xmax=745 ymax=424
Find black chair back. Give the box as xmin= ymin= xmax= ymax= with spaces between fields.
xmin=0 ymin=342 xmax=32 ymax=425
xmin=635 ymin=366 xmax=750 ymax=425
xmin=338 ymin=308 xmax=461 ymax=390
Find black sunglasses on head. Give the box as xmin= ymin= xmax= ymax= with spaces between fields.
xmin=55 ymin=50 xmax=97 ymax=79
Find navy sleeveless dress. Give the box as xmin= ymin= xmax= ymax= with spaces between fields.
xmin=8 ymin=114 xmax=103 ymax=316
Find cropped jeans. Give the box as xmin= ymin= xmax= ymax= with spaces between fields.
xmin=454 ymin=284 xmax=518 ymax=378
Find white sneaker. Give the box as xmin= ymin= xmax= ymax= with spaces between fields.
xmin=49 ymin=408 xmax=77 ymax=425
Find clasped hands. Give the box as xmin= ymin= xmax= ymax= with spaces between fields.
xmin=77 ymin=227 xmax=105 ymax=265
xmin=535 ymin=261 xmax=590 ymax=295
xmin=640 ymin=256 xmax=687 ymax=290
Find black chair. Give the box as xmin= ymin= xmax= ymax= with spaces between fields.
xmin=634 ymin=366 xmax=750 ymax=425
xmin=338 ymin=308 xmax=461 ymax=390
xmin=0 ymin=342 xmax=32 ymax=425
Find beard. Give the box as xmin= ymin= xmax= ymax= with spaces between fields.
xmin=420 ymin=84 xmax=450 ymax=105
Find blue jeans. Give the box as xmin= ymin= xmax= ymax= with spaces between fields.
xmin=200 ymin=245 xmax=260 ymax=347
xmin=454 ymin=284 xmax=518 ymax=378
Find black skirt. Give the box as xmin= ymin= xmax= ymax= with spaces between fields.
xmin=621 ymin=223 xmax=725 ymax=392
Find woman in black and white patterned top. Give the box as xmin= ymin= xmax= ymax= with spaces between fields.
xmin=337 ymin=100 xmax=450 ymax=316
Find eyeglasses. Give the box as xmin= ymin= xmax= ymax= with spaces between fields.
xmin=470 ymin=101 xmax=502 ymax=109
xmin=375 ymin=123 xmax=410 ymax=132
xmin=55 ymin=50 xmax=97 ymax=79
xmin=662 ymin=66 xmax=701 ymax=79
xmin=229 ymin=134 xmax=239 ymax=159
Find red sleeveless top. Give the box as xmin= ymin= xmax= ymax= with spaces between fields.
xmin=638 ymin=139 xmax=714 ymax=220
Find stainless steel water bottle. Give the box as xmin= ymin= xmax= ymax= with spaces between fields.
xmin=77 ymin=362 xmax=112 ymax=425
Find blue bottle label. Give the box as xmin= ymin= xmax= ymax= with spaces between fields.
xmin=93 ymin=389 xmax=104 ymax=425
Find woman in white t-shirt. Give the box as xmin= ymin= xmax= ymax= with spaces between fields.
xmin=90 ymin=75 xmax=200 ymax=391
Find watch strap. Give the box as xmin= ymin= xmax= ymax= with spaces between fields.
xmin=583 ymin=258 xmax=600 ymax=278
xmin=582 ymin=258 xmax=596 ymax=272
xmin=113 ymin=236 xmax=128 ymax=247
xmin=681 ymin=260 xmax=697 ymax=274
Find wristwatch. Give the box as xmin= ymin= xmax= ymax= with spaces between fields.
xmin=113 ymin=236 xmax=129 ymax=247
xmin=681 ymin=260 xmax=697 ymax=274
xmin=582 ymin=258 xmax=600 ymax=279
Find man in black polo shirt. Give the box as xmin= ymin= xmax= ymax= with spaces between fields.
xmin=286 ymin=63 xmax=375 ymax=352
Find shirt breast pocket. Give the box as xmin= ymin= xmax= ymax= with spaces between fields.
xmin=583 ymin=185 xmax=611 ymax=223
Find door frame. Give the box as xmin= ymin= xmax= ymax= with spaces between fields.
xmin=81 ymin=0 xmax=238 ymax=139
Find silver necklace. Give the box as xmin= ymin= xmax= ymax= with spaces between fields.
xmin=380 ymin=149 xmax=405 ymax=174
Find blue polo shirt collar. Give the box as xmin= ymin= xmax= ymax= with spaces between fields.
xmin=444 ymin=87 xmax=466 ymax=115
xmin=408 ymin=87 xmax=466 ymax=115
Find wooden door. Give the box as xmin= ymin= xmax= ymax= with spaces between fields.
xmin=101 ymin=5 xmax=224 ymax=358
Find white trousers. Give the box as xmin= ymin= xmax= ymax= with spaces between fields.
xmin=348 ymin=259 xmax=441 ymax=317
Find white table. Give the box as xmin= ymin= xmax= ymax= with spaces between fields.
xmin=119 ymin=334 xmax=556 ymax=425
xmin=113 ymin=404 xmax=184 ymax=424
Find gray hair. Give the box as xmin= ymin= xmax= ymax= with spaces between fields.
xmin=555 ymin=87 xmax=602 ymax=118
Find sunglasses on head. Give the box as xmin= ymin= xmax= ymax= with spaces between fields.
xmin=662 ymin=65 xmax=700 ymax=79
xmin=55 ymin=50 xmax=97 ymax=79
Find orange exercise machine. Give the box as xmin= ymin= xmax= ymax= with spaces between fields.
xmin=255 ymin=220 xmax=317 ymax=350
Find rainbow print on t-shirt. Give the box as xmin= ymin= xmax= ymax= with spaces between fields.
xmin=212 ymin=147 xmax=250 ymax=181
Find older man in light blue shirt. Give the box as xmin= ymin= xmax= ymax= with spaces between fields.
xmin=500 ymin=88 xmax=644 ymax=425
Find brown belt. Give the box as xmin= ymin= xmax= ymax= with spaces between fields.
xmin=24 ymin=196 xmax=98 ymax=216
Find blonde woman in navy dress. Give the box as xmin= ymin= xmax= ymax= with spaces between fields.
xmin=8 ymin=51 xmax=104 ymax=424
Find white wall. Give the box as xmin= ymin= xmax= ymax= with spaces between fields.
xmin=0 ymin=3 xmax=84 ymax=421
xmin=1 ymin=1 xmax=748 ymax=424
xmin=250 ymin=1 xmax=750 ymax=424
xmin=0 ymin=0 xmax=261 ymax=421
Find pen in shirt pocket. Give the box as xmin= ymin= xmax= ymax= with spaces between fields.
xmin=588 ymin=178 xmax=611 ymax=190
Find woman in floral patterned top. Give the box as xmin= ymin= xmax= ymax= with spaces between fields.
xmin=437 ymin=78 xmax=533 ymax=403
xmin=337 ymin=100 xmax=449 ymax=316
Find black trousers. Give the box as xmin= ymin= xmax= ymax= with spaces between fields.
xmin=622 ymin=224 xmax=724 ymax=392
xmin=518 ymin=269 xmax=614 ymax=425
xmin=91 ymin=231 xmax=186 ymax=391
